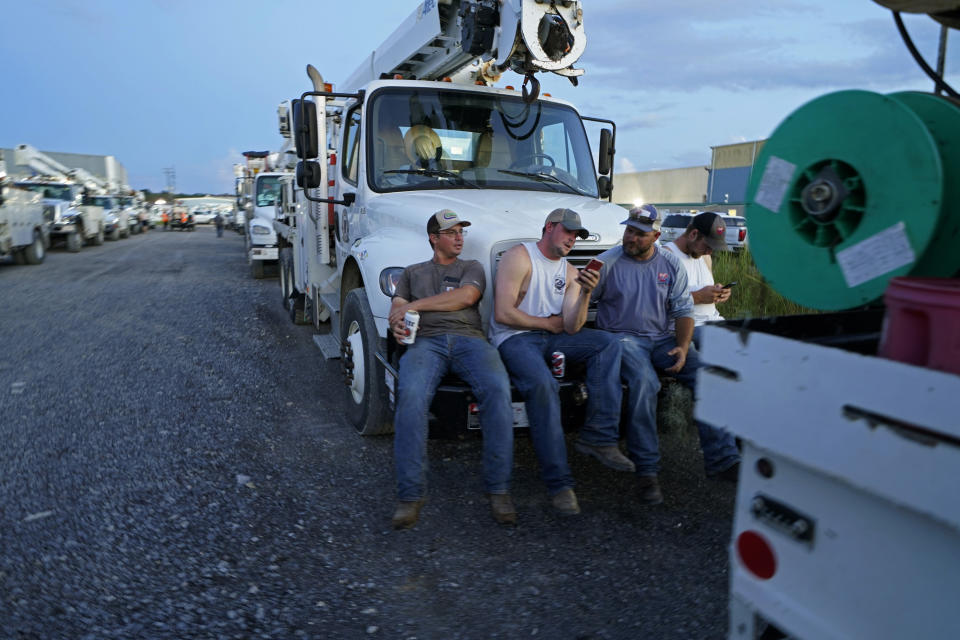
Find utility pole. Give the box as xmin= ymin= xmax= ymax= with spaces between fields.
xmin=163 ymin=166 xmax=176 ymax=193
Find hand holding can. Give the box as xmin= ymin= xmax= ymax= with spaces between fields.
xmin=401 ymin=310 xmax=420 ymax=345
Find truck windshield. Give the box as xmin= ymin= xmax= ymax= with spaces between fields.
xmin=368 ymin=88 xmax=599 ymax=197
xmin=18 ymin=183 xmax=74 ymax=201
xmin=256 ymin=177 xmax=281 ymax=207
xmin=90 ymin=196 xmax=114 ymax=209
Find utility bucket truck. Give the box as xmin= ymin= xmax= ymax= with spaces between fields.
xmin=275 ymin=0 xmax=625 ymax=436
xmin=0 ymin=150 xmax=50 ymax=265
xmin=13 ymin=144 xmax=106 ymax=251
xmin=236 ymin=142 xmax=295 ymax=278
xmin=694 ymin=7 xmax=960 ymax=634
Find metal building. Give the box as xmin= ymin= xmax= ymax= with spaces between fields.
xmin=612 ymin=165 xmax=709 ymax=207
xmin=706 ymin=140 xmax=766 ymax=204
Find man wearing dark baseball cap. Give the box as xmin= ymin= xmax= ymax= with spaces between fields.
xmin=663 ymin=212 xmax=732 ymax=350
xmin=587 ymin=204 xmax=741 ymax=504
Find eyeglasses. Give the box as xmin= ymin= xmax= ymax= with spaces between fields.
xmin=437 ymin=229 xmax=467 ymax=237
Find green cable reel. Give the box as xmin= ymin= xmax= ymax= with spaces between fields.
xmin=745 ymin=90 xmax=960 ymax=310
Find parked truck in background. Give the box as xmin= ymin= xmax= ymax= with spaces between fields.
xmin=235 ymin=147 xmax=294 ymax=279
xmin=273 ymin=0 xmax=627 ymax=436
xmin=13 ymin=144 xmax=106 ymax=252
xmin=0 ymin=150 xmax=50 ymax=265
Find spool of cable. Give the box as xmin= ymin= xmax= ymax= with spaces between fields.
xmin=745 ymin=90 xmax=960 ymax=310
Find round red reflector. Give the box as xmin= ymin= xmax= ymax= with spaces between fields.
xmin=736 ymin=530 xmax=776 ymax=580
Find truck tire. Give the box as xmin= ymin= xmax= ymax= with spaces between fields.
xmin=251 ymin=260 xmax=265 ymax=279
xmin=23 ymin=230 xmax=45 ymax=265
xmin=91 ymin=225 xmax=105 ymax=246
xmin=109 ymin=228 xmax=120 ymax=241
xmin=66 ymin=232 xmax=82 ymax=253
xmin=13 ymin=250 xmax=26 ymax=265
xmin=341 ymin=288 xmax=393 ymax=435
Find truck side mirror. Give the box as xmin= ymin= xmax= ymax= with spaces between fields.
xmin=598 ymin=129 xmax=614 ymax=176
xmin=297 ymin=160 xmax=323 ymax=189
xmin=597 ymin=176 xmax=612 ymax=199
xmin=292 ymin=99 xmax=319 ymax=159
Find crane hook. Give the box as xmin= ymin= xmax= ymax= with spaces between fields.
xmin=522 ymin=73 xmax=540 ymax=103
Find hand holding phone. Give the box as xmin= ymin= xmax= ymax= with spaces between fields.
xmin=722 ymin=281 xmax=738 ymax=289
xmin=583 ymin=258 xmax=604 ymax=272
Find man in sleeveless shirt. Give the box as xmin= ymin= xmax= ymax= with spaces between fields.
xmin=389 ymin=210 xmax=516 ymax=528
xmin=661 ymin=212 xmax=732 ymax=350
xmin=591 ymin=205 xmax=741 ymax=505
xmin=490 ymin=208 xmax=628 ymax=516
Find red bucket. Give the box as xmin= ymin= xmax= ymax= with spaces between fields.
xmin=879 ymin=277 xmax=960 ymax=375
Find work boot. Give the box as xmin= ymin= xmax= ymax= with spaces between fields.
xmin=551 ymin=488 xmax=580 ymax=516
xmin=574 ymin=441 xmax=636 ymax=472
xmin=391 ymin=500 xmax=424 ymax=529
xmin=636 ymin=475 xmax=664 ymax=506
xmin=489 ymin=493 xmax=517 ymax=525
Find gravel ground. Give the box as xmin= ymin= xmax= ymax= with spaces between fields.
xmin=0 ymin=226 xmax=736 ymax=639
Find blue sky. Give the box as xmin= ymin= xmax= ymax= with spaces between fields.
xmin=2 ymin=1 xmax=956 ymax=194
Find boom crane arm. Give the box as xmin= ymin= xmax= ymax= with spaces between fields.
xmin=342 ymin=0 xmax=586 ymax=98
xmin=13 ymin=144 xmax=112 ymax=194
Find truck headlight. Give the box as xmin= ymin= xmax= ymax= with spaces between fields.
xmin=379 ymin=267 xmax=404 ymax=296
xmin=251 ymin=225 xmax=271 ymax=235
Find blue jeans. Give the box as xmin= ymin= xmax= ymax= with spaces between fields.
xmin=497 ymin=329 xmax=622 ymax=494
xmin=394 ymin=334 xmax=513 ymax=501
xmin=618 ymin=334 xmax=740 ymax=476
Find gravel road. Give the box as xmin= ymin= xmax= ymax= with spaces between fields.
xmin=0 ymin=226 xmax=736 ymax=639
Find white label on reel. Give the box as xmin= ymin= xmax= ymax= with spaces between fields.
xmin=836 ymin=221 xmax=915 ymax=288
xmin=754 ymin=156 xmax=796 ymax=214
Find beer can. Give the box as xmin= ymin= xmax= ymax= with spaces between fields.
xmin=550 ymin=351 xmax=565 ymax=378
xmin=401 ymin=310 xmax=420 ymax=345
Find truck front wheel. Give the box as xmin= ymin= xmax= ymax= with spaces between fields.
xmin=91 ymin=225 xmax=105 ymax=246
xmin=341 ymin=288 xmax=393 ymax=436
xmin=23 ymin=230 xmax=45 ymax=265
xmin=66 ymin=232 xmax=82 ymax=252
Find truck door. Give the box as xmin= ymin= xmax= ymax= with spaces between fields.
xmin=336 ymin=107 xmax=362 ymax=250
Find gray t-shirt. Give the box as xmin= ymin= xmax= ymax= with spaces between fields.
xmin=394 ymin=258 xmax=485 ymax=338
xmin=592 ymin=245 xmax=693 ymax=340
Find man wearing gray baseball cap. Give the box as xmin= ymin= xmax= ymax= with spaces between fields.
xmin=490 ymin=208 xmax=629 ymax=516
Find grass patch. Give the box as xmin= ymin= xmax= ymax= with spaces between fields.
xmin=712 ymin=249 xmax=816 ymax=319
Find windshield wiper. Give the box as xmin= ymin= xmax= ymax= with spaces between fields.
xmin=382 ymin=168 xmax=478 ymax=188
xmin=496 ymin=169 xmax=581 ymax=195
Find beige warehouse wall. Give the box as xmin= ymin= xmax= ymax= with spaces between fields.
xmin=612 ymin=166 xmax=708 ymax=205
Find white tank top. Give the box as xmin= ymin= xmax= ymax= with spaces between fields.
xmin=664 ymin=242 xmax=722 ymax=326
xmin=489 ymin=242 xmax=568 ymax=348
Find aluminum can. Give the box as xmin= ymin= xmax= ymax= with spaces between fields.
xmin=550 ymin=351 xmax=565 ymax=378
xmin=401 ymin=310 xmax=420 ymax=345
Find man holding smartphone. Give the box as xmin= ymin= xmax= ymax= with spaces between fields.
xmin=590 ymin=205 xmax=741 ymax=505
xmin=662 ymin=211 xmax=731 ymax=349
xmin=490 ymin=208 xmax=628 ymax=516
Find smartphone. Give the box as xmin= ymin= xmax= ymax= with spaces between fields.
xmin=583 ymin=258 xmax=604 ymax=272
xmin=722 ymin=281 xmax=738 ymax=289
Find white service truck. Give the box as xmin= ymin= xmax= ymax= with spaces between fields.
xmin=0 ymin=150 xmax=50 ymax=265
xmin=274 ymin=0 xmax=628 ymax=437
xmin=235 ymin=149 xmax=293 ymax=278
xmin=13 ymin=144 xmax=106 ymax=251
xmin=696 ymin=3 xmax=960 ymax=635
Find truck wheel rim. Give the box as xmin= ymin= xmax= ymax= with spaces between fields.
xmin=346 ymin=321 xmax=365 ymax=404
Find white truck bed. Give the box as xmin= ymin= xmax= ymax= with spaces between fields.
xmin=697 ymin=316 xmax=960 ymax=640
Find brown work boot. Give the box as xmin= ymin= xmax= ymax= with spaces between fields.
xmin=574 ymin=441 xmax=636 ymax=472
xmin=551 ymin=488 xmax=581 ymax=516
xmin=636 ymin=475 xmax=664 ymax=506
xmin=489 ymin=493 xmax=517 ymax=525
xmin=391 ymin=500 xmax=424 ymax=529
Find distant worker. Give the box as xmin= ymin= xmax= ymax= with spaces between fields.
xmin=214 ymin=212 xmax=224 ymax=238
xmin=490 ymin=208 xmax=628 ymax=517
xmin=661 ymin=212 xmax=731 ymax=349
xmin=388 ymin=209 xmax=516 ymax=529
xmin=161 ymin=211 xmax=169 ymax=230
xmin=590 ymin=204 xmax=742 ymax=506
